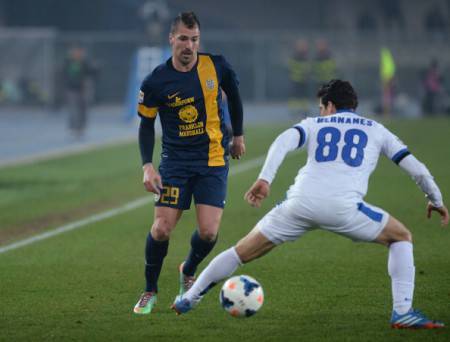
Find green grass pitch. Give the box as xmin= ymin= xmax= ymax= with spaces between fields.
xmin=1 ymin=119 xmax=449 ymax=341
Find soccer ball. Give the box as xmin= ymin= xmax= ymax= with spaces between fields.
xmin=220 ymin=275 xmax=264 ymax=318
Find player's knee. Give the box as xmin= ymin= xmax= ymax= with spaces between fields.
xmin=398 ymin=228 xmax=413 ymax=243
xmin=235 ymin=245 xmax=251 ymax=264
xmin=236 ymin=246 xmax=265 ymax=264
xmin=151 ymin=227 xmax=170 ymax=241
xmin=392 ymin=220 xmax=413 ymax=243
xmin=377 ymin=216 xmax=413 ymax=245
xmin=383 ymin=227 xmax=412 ymax=245
xmin=197 ymin=230 xmax=217 ymax=242
xmin=151 ymin=218 xmax=173 ymax=240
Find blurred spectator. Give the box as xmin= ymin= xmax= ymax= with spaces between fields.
xmin=421 ymin=59 xmax=444 ymax=115
xmin=312 ymin=39 xmax=337 ymax=91
xmin=288 ymin=39 xmax=311 ymax=116
xmin=62 ymin=45 xmax=98 ymax=139
xmin=18 ymin=77 xmax=47 ymax=105
xmin=138 ymin=0 xmax=170 ymax=45
xmin=380 ymin=47 xmax=396 ymax=117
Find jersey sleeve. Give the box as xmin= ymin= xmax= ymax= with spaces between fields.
xmin=215 ymin=55 xmax=240 ymax=91
xmin=139 ymin=116 xmax=156 ymax=165
xmin=258 ymin=124 xmax=307 ymax=184
xmin=292 ymin=118 xmax=309 ymax=150
xmin=380 ymin=126 xmax=410 ymax=164
xmin=215 ymin=55 xmax=243 ymax=136
xmin=398 ymin=154 xmax=444 ymax=207
xmin=137 ymin=74 xmax=159 ymax=119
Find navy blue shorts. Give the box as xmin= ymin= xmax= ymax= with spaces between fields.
xmin=155 ymin=163 xmax=229 ymax=210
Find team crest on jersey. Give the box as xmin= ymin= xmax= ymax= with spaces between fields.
xmin=206 ymin=79 xmax=215 ymax=90
xmin=178 ymin=105 xmax=199 ymax=123
xmin=138 ymin=90 xmax=144 ymax=104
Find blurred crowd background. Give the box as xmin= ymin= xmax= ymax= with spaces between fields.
xmin=0 ymin=0 xmax=449 ymax=124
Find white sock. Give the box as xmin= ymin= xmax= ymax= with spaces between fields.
xmin=388 ymin=241 xmax=415 ymax=315
xmin=184 ymin=247 xmax=242 ymax=303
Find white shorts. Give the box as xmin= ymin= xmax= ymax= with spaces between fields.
xmin=257 ymin=196 xmax=389 ymax=244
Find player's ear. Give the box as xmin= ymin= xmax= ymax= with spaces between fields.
xmin=169 ymin=33 xmax=175 ymax=45
xmin=327 ymin=101 xmax=336 ymax=113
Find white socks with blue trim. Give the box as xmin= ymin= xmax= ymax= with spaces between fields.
xmin=388 ymin=241 xmax=415 ymax=315
xmin=184 ymin=247 xmax=242 ymax=303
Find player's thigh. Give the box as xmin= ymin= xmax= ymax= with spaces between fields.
xmin=192 ymin=165 xmax=228 ymax=209
xmin=196 ymin=204 xmax=223 ymax=241
xmin=373 ymin=215 xmax=412 ymax=246
xmin=151 ymin=206 xmax=183 ymax=240
xmin=235 ymin=226 xmax=276 ymax=264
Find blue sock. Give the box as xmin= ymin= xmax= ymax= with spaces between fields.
xmin=144 ymin=233 xmax=169 ymax=293
xmin=183 ymin=230 xmax=217 ymax=277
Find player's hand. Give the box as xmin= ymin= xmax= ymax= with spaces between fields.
xmin=244 ymin=179 xmax=270 ymax=208
xmin=230 ymin=135 xmax=245 ymax=160
xmin=426 ymin=202 xmax=449 ymax=226
xmin=142 ymin=163 xmax=163 ymax=195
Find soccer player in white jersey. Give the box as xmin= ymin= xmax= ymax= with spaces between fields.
xmin=172 ymin=79 xmax=449 ymax=329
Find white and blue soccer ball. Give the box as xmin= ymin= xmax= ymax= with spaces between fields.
xmin=220 ymin=275 xmax=264 ymax=318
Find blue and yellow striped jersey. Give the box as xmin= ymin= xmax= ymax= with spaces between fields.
xmin=138 ymin=53 xmax=239 ymax=167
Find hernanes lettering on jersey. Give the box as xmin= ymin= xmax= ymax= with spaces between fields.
xmin=137 ymin=53 xmax=239 ymax=167
xmin=291 ymin=110 xmax=408 ymax=201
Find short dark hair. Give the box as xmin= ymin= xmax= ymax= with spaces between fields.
xmin=317 ymin=79 xmax=358 ymax=110
xmin=170 ymin=12 xmax=200 ymax=34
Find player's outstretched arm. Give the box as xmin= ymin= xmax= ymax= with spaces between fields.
xmin=142 ymin=163 xmax=163 ymax=195
xmin=245 ymin=126 xmax=304 ymax=207
xmin=257 ymin=127 xmax=303 ymax=184
xmin=427 ymin=202 xmax=449 ymax=226
xmin=397 ymin=154 xmax=446 ymax=217
xmin=244 ymin=179 xmax=270 ymax=207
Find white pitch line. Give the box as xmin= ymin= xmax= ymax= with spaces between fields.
xmin=0 ymin=156 xmax=266 ymax=255
xmin=229 ymin=155 xmax=266 ymax=176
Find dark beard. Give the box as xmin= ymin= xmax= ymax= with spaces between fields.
xmin=179 ymin=53 xmax=193 ymax=66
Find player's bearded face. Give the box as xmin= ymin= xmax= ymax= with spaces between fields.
xmin=170 ymin=24 xmax=200 ymax=67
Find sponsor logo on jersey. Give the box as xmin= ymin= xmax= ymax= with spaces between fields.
xmin=167 ymin=96 xmax=195 ymax=108
xmin=178 ymin=105 xmax=204 ymax=137
xmin=179 ymin=121 xmax=205 ymax=137
xmin=178 ymin=105 xmax=199 ymax=123
xmin=138 ymin=90 xmax=144 ymax=104
xmin=167 ymin=92 xmax=180 ymax=99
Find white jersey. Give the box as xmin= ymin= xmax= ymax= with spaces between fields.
xmin=259 ymin=111 xmax=443 ymax=207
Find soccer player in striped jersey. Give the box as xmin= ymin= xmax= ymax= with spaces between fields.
xmin=133 ymin=12 xmax=245 ymax=314
xmin=172 ymin=79 xmax=448 ymax=329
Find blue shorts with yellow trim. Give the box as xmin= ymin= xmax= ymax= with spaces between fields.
xmin=156 ymin=162 xmax=228 ymax=210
